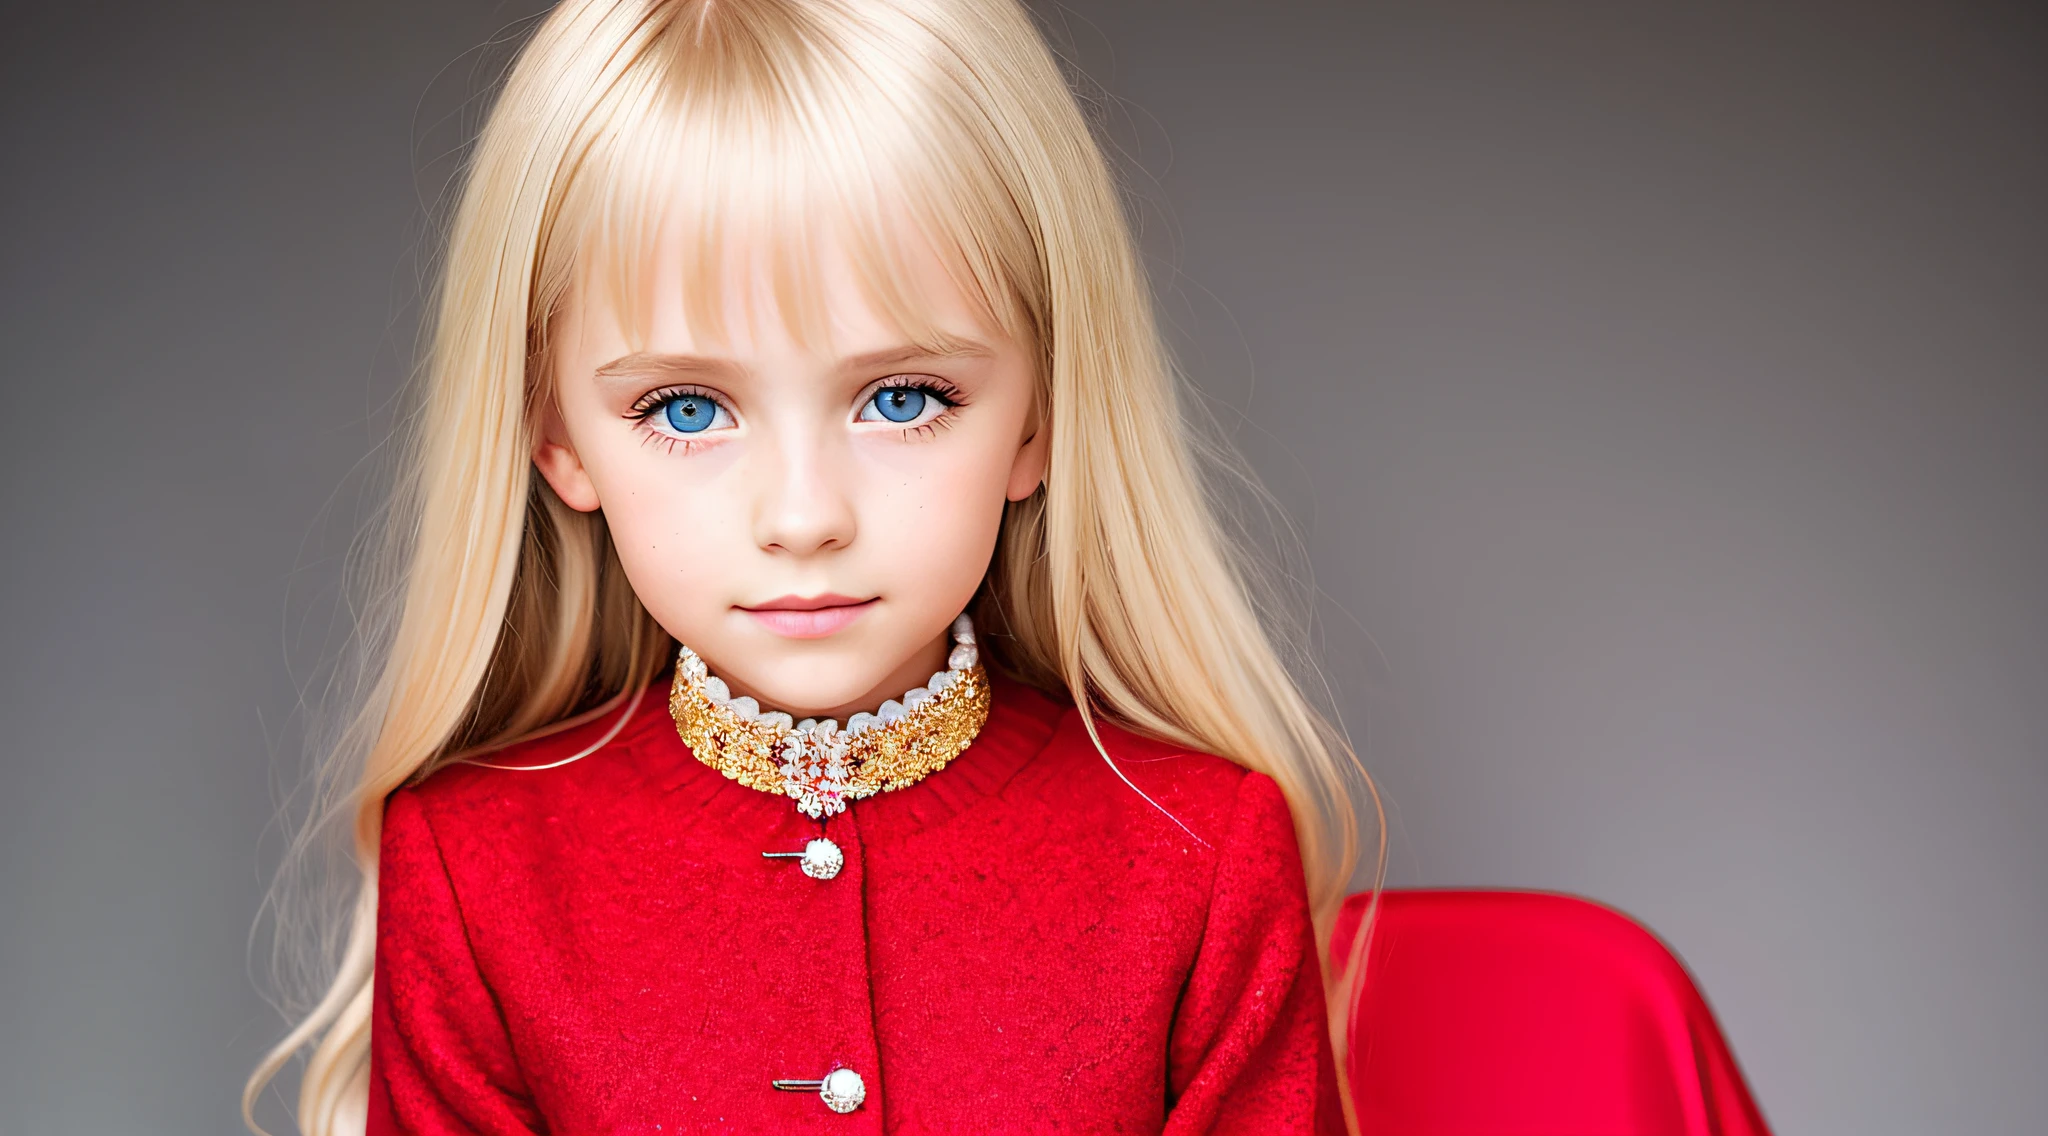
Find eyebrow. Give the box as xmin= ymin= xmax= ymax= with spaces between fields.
xmin=589 ymin=337 xmax=996 ymax=384
xmin=839 ymin=338 xmax=995 ymax=372
xmin=591 ymin=353 xmax=739 ymax=382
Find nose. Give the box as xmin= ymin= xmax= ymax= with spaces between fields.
xmin=749 ymin=420 xmax=856 ymax=557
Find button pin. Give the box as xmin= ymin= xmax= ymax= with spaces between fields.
xmin=772 ymin=1066 xmax=866 ymax=1113
xmin=762 ymin=836 xmax=844 ymax=880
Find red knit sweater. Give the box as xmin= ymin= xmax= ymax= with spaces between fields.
xmin=367 ymin=669 xmax=1345 ymax=1135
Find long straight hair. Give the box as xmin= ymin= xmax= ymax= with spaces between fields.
xmin=244 ymin=2 xmax=1385 ymax=1132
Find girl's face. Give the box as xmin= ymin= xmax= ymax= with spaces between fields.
xmin=534 ymin=223 xmax=1047 ymax=720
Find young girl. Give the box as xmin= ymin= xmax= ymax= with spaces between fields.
xmin=246 ymin=0 xmax=1383 ymax=1132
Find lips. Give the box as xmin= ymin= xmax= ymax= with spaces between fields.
xmin=738 ymin=595 xmax=878 ymax=639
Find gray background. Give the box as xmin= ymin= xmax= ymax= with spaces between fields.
xmin=1 ymin=1 xmax=2042 ymax=1133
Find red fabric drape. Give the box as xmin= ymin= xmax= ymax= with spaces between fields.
xmin=1333 ymin=889 xmax=1773 ymax=1136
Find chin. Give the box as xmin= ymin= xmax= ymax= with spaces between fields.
xmin=715 ymin=645 xmax=898 ymax=719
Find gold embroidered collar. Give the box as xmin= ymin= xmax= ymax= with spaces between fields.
xmin=668 ymin=614 xmax=992 ymax=818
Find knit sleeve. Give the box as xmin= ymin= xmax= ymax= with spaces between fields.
xmin=366 ymin=787 xmax=547 ymax=1136
xmin=1163 ymin=771 xmax=1347 ymax=1135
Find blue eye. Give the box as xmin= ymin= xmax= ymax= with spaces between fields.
xmin=628 ymin=387 xmax=735 ymax=442
xmin=662 ymin=395 xmax=722 ymax=434
xmin=866 ymin=387 xmax=927 ymax=423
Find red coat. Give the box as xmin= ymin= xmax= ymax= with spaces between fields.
xmin=367 ymin=669 xmax=1345 ymax=1135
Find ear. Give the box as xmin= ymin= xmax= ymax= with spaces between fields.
xmin=531 ymin=393 xmax=602 ymax=512
xmin=1005 ymin=401 xmax=1051 ymax=502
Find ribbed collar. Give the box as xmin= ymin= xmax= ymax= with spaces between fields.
xmin=625 ymin=665 xmax=1067 ymax=839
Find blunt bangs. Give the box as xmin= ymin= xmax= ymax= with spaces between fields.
xmin=530 ymin=0 xmax=1045 ymax=373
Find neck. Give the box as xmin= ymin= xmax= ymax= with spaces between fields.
xmin=714 ymin=627 xmax=954 ymax=721
xmin=667 ymin=615 xmax=990 ymax=819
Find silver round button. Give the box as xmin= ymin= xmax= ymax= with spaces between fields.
xmin=820 ymin=1067 xmax=866 ymax=1113
xmin=799 ymin=837 xmax=844 ymax=880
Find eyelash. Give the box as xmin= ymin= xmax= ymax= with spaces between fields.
xmin=624 ymin=384 xmax=730 ymax=455
xmin=864 ymin=375 xmax=966 ymax=438
xmin=620 ymin=376 xmax=969 ymax=451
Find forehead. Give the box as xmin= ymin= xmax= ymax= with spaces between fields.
xmin=548 ymin=96 xmax=1024 ymax=368
xmin=565 ymin=200 xmax=995 ymax=363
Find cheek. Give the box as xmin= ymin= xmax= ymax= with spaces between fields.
xmin=580 ymin=443 xmax=747 ymax=629
xmin=860 ymin=437 xmax=1014 ymax=589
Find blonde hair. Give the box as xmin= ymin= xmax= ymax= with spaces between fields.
xmin=244 ymin=1 xmax=1385 ymax=1132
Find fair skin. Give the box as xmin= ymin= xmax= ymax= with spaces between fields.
xmin=533 ymin=219 xmax=1048 ymax=720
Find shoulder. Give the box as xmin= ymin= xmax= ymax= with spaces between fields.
xmin=386 ymin=679 xmax=674 ymax=845
xmin=1025 ymin=703 xmax=1293 ymax=857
